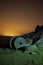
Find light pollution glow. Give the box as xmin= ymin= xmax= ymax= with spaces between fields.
xmin=0 ymin=1 xmax=43 ymax=36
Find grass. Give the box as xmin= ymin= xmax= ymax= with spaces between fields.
xmin=0 ymin=47 xmax=43 ymax=65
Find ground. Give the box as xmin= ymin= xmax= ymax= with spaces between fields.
xmin=0 ymin=47 xmax=43 ymax=65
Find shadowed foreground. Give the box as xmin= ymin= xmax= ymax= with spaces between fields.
xmin=0 ymin=47 xmax=43 ymax=65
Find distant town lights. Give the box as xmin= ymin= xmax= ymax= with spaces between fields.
xmin=2 ymin=33 xmax=19 ymax=36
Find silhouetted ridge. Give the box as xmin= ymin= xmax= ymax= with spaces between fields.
xmin=35 ymin=25 xmax=40 ymax=33
xmin=35 ymin=25 xmax=43 ymax=34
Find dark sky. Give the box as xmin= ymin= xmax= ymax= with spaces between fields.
xmin=0 ymin=0 xmax=43 ymax=36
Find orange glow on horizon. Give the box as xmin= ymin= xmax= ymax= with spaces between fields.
xmin=1 ymin=33 xmax=20 ymax=36
xmin=3 ymin=33 xmax=19 ymax=36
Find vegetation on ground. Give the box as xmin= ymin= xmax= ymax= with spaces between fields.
xmin=0 ymin=47 xmax=43 ymax=65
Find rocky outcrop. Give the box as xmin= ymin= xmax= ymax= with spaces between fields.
xmin=35 ymin=25 xmax=43 ymax=34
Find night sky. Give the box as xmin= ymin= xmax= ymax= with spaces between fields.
xmin=0 ymin=0 xmax=43 ymax=36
